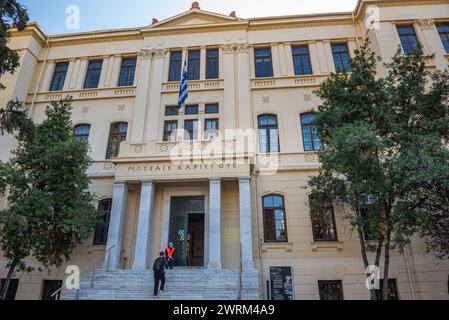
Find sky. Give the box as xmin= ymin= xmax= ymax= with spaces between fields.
xmin=20 ymin=0 xmax=359 ymax=35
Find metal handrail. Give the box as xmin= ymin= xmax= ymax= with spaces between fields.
xmin=238 ymin=243 xmax=243 ymax=300
xmin=50 ymin=244 xmax=116 ymax=300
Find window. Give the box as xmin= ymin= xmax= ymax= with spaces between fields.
xmin=84 ymin=60 xmax=103 ymax=89
xmin=436 ymin=23 xmax=449 ymax=53
xmin=0 ymin=279 xmax=19 ymax=300
xmin=187 ymin=50 xmax=200 ymax=81
xmin=105 ymin=122 xmax=128 ymax=159
xmin=168 ymin=51 xmax=182 ymax=82
xmin=74 ymin=124 xmax=91 ymax=142
xmin=258 ymin=115 xmax=279 ymax=153
xmin=185 ymin=105 xmax=199 ymax=115
xmin=301 ymin=113 xmax=321 ymax=151
xmin=263 ymin=194 xmax=288 ymax=242
xmin=41 ymin=280 xmax=63 ymax=300
xmin=292 ymin=45 xmax=312 ymax=75
xmin=184 ymin=119 xmax=198 ymax=141
xmin=254 ymin=47 xmax=273 ymax=78
xmin=206 ymin=48 xmax=219 ymax=79
xmin=118 ymin=57 xmax=136 ymax=87
xmin=331 ymin=43 xmax=351 ymax=73
xmin=165 ymin=106 xmax=179 ymax=116
xmin=94 ymin=199 xmax=112 ymax=245
xmin=311 ymin=199 xmax=338 ymax=242
xmin=204 ymin=118 xmax=219 ymax=140
xmin=397 ymin=25 xmax=419 ymax=55
xmin=205 ymin=103 xmax=219 ymax=114
xmin=163 ymin=121 xmax=178 ymax=142
xmin=318 ymin=281 xmax=344 ymax=300
xmin=376 ymin=279 xmax=400 ymax=300
xmin=49 ymin=62 xmax=69 ymax=91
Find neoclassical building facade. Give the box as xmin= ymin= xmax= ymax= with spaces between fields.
xmin=1 ymin=0 xmax=449 ymax=300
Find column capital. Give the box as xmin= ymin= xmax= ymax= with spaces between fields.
xmin=114 ymin=180 xmax=127 ymax=185
xmin=209 ymin=177 xmax=222 ymax=183
xmin=238 ymin=176 xmax=251 ymax=183
xmin=141 ymin=179 xmax=154 ymax=184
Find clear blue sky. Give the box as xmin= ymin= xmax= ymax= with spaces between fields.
xmin=20 ymin=0 xmax=358 ymax=35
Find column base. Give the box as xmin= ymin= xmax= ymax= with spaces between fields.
xmin=207 ymin=261 xmax=223 ymax=270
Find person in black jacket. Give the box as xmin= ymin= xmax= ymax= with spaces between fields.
xmin=153 ymin=251 xmax=168 ymax=296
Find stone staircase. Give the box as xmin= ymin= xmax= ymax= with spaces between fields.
xmin=62 ymin=268 xmax=261 ymax=300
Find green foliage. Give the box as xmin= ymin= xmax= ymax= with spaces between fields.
xmin=0 ymin=98 xmax=99 ymax=273
xmin=309 ymin=39 xmax=449 ymax=259
xmin=0 ymin=0 xmax=29 ymax=89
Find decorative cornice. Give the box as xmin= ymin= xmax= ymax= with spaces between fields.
xmin=49 ymin=34 xmax=143 ymax=47
xmin=220 ymin=43 xmax=251 ymax=54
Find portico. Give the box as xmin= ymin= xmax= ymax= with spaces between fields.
xmin=103 ymin=160 xmax=255 ymax=272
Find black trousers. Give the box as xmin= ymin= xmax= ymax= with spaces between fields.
xmin=154 ymin=271 xmax=165 ymax=295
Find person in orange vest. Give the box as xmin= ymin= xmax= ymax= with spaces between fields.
xmin=165 ymin=242 xmax=175 ymax=269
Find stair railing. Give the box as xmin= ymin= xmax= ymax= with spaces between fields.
xmin=238 ymin=243 xmax=243 ymax=300
xmin=50 ymin=244 xmax=116 ymax=300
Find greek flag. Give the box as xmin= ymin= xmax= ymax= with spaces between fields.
xmin=178 ymin=58 xmax=188 ymax=109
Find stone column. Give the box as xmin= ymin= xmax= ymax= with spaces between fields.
xmin=222 ymin=44 xmax=236 ymax=130
xmin=208 ymin=178 xmax=222 ymax=270
xmin=132 ymin=181 xmax=155 ymax=269
xmin=104 ymin=182 xmax=128 ymax=270
xmin=417 ymin=19 xmax=447 ymax=71
xmin=40 ymin=60 xmax=55 ymax=92
xmin=200 ymin=46 xmax=207 ymax=80
xmin=239 ymin=177 xmax=255 ymax=271
xmin=63 ymin=59 xmax=76 ymax=91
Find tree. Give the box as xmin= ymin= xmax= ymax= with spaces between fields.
xmin=0 ymin=97 xmax=99 ymax=300
xmin=309 ymin=39 xmax=449 ymax=300
xmin=0 ymin=0 xmax=29 ymax=90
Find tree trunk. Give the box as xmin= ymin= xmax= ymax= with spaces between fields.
xmin=0 ymin=259 xmax=18 ymax=301
xmin=382 ymin=229 xmax=391 ymax=300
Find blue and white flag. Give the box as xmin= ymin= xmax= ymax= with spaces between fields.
xmin=178 ymin=58 xmax=188 ymax=109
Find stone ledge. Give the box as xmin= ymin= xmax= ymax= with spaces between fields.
xmin=261 ymin=242 xmax=293 ymax=252
xmin=310 ymin=241 xmax=344 ymax=252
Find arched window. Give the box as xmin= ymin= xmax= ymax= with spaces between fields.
xmin=74 ymin=124 xmax=91 ymax=142
xmin=300 ymin=113 xmax=321 ymax=151
xmin=94 ymin=198 xmax=112 ymax=245
xmin=258 ymin=115 xmax=279 ymax=153
xmin=262 ymin=194 xmax=288 ymax=242
xmin=106 ymin=122 xmax=128 ymax=159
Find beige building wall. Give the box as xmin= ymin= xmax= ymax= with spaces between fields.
xmin=1 ymin=0 xmax=449 ymax=300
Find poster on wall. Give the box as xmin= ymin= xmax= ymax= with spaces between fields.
xmin=270 ymin=266 xmax=294 ymax=300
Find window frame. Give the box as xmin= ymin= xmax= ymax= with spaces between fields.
xmin=436 ymin=23 xmax=449 ymax=53
xmin=254 ymin=47 xmax=274 ymax=78
xmin=93 ymin=198 xmax=112 ymax=246
xmin=262 ymin=194 xmax=289 ymax=243
xmin=331 ymin=43 xmax=351 ymax=73
xmin=396 ymin=24 xmax=420 ymax=56
xmin=292 ymin=45 xmax=313 ymax=76
xmin=184 ymin=119 xmax=199 ymax=141
xmin=205 ymin=103 xmax=219 ymax=114
xmin=168 ymin=51 xmax=182 ymax=82
xmin=73 ymin=124 xmax=91 ymax=142
xmin=105 ymin=122 xmax=128 ymax=159
xmin=84 ymin=59 xmax=103 ymax=89
xmin=187 ymin=49 xmax=201 ymax=81
xmin=184 ymin=104 xmax=199 ymax=115
xmin=118 ymin=57 xmax=137 ymax=87
xmin=375 ymin=279 xmax=400 ymax=300
xmin=311 ymin=203 xmax=338 ymax=242
xmin=49 ymin=62 xmax=69 ymax=92
xmin=318 ymin=280 xmax=344 ymax=300
xmin=41 ymin=280 xmax=63 ymax=300
xmin=300 ymin=113 xmax=321 ymax=152
xmin=0 ymin=278 xmax=19 ymax=300
xmin=204 ymin=118 xmax=219 ymax=140
xmin=206 ymin=48 xmax=219 ymax=79
xmin=163 ymin=120 xmax=178 ymax=142
xmin=258 ymin=114 xmax=280 ymax=153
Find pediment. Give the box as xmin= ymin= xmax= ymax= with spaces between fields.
xmin=148 ymin=9 xmax=243 ymax=29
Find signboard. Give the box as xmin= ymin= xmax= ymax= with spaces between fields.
xmin=270 ymin=266 xmax=294 ymax=300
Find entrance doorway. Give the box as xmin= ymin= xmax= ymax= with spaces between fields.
xmin=169 ymin=196 xmax=205 ymax=267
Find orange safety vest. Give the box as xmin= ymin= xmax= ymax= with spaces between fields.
xmin=166 ymin=247 xmax=175 ymax=258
